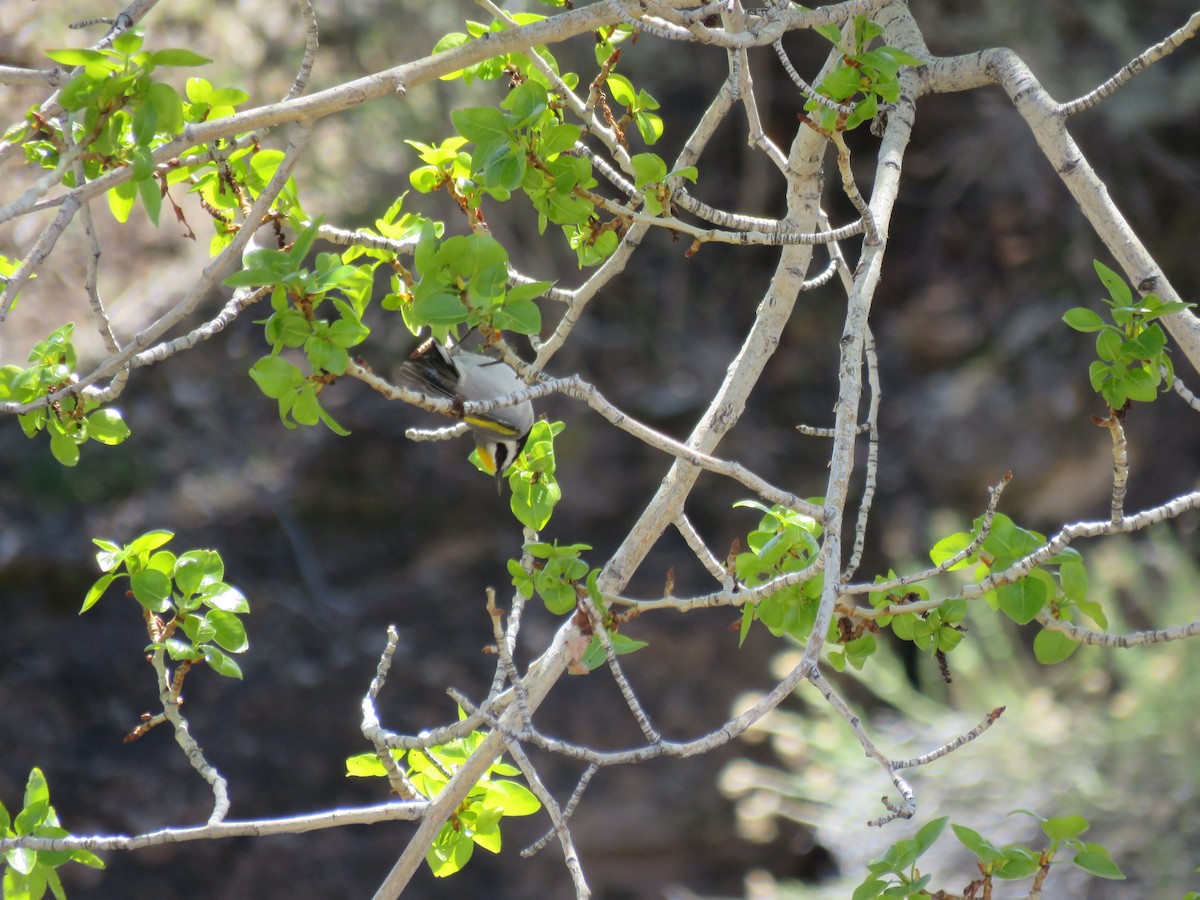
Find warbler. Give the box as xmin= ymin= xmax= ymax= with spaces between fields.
xmin=399 ymin=339 xmax=534 ymax=492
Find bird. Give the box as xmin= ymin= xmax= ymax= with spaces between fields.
xmin=398 ymin=339 xmax=534 ymax=492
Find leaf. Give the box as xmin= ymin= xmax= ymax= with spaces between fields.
xmin=485 ymin=779 xmax=540 ymax=816
xmin=492 ymin=298 xmax=541 ymax=335
xmin=996 ymin=575 xmax=1048 ymax=624
xmin=427 ymin=825 xmax=474 ymax=877
xmin=45 ymin=49 xmax=109 ymax=66
xmin=1033 ymin=627 xmax=1079 ymax=664
xmin=131 ymin=569 xmax=172 ymax=612
xmin=913 ymin=816 xmax=948 ymax=855
xmin=451 ymin=106 xmax=512 ymax=162
xmin=86 ymin=408 xmax=130 ymax=445
xmin=1073 ymin=849 xmax=1125 ymax=880
xmin=81 ymin=573 xmax=117 ymax=613
xmin=1093 ymin=259 xmax=1132 ymax=306
xmin=345 ymin=752 xmax=389 ymax=777
xmin=630 ymin=152 xmax=667 ymax=188
xmin=952 ymin=824 xmax=1002 ymax=862
xmin=606 ymin=73 xmax=636 ymax=106
xmin=48 ymin=427 xmax=80 ymax=467
xmin=201 ymin=644 xmax=244 ymax=679
xmin=1062 ymin=307 xmax=1107 ymax=333
xmin=814 ymin=24 xmax=844 ymax=45
xmin=249 ymin=356 xmax=302 ymax=399
xmin=538 ymin=122 xmax=581 ymax=158
xmin=1042 ymin=814 xmax=1089 ymax=841
xmin=146 ymin=48 xmax=212 ymax=67
xmin=206 ymin=609 xmax=248 ymax=652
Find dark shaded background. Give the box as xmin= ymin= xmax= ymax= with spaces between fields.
xmin=3 ymin=1 xmax=1200 ymax=897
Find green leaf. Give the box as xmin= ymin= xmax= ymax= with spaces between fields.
xmin=199 ymin=583 xmax=249 ymax=614
xmin=86 ymin=408 xmax=131 ymax=445
xmin=814 ymin=24 xmax=844 ymax=45
xmin=630 ymin=152 xmax=667 ymax=188
xmin=913 ymin=816 xmax=948 ymax=855
xmin=952 ymin=824 xmax=1001 ymax=862
xmin=131 ymin=568 xmax=172 ymax=612
xmin=201 ymin=644 xmax=243 ymax=679
xmin=492 ymin=298 xmax=541 ymax=335
xmin=1062 ymin=307 xmax=1107 ymax=332
xmin=1073 ymin=848 xmax=1125 ymax=880
xmin=81 ymin=572 xmax=117 ymax=613
xmin=1033 ymin=627 xmax=1079 ymax=664
xmin=606 ymin=73 xmax=636 ymax=106
xmin=345 ymin=753 xmax=389 ymax=777
xmin=45 ymin=49 xmax=109 ymax=66
xmin=1093 ymin=260 xmax=1132 ymax=306
xmin=994 ymin=846 xmax=1040 ymax=880
xmin=249 ymin=356 xmax=303 ymax=399
xmin=146 ymin=48 xmax=212 ymax=67
xmin=451 ymin=106 xmax=512 ymax=162
xmin=538 ymin=123 xmax=581 ymax=158
xmin=48 ymin=427 xmax=80 ymax=467
xmin=1043 ymin=814 xmax=1089 ymax=841
xmin=107 ymin=178 xmax=137 ymax=223
xmin=427 ymin=825 xmax=474 ymax=877
xmin=485 ymin=779 xmax=540 ymax=816
xmin=929 ymin=531 xmax=975 ymax=570
xmin=996 ymin=575 xmax=1048 ymax=624
xmin=1059 ymin=557 xmax=1088 ymax=601
xmin=206 ymin=609 xmax=248 ymax=652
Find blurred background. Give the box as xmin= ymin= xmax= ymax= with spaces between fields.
xmin=2 ymin=0 xmax=1199 ymax=896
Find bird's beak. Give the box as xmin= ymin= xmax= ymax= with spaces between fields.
xmin=495 ymin=467 xmax=506 ymax=495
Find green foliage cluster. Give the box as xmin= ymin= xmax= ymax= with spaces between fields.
xmin=1 ymin=770 xmax=104 ymax=900
xmin=733 ymin=500 xmax=825 ymax=645
xmin=420 ymin=14 xmax=695 ymax=267
xmin=7 ymin=30 xmax=259 ymax=233
xmin=84 ymin=530 xmax=250 ymax=679
xmin=807 ymin=14 xmax=926 ymax=132
xmin=346 ymin=721 xmax=540 ymax=878
xmin=926 ymin=512 xmax=1098 ymax=665
xmin=854 ymin=811 xmax=1124 ymax=899
xmin=0 ymin=324 xmax=130 ymax=465
xmin=1064 ymin=260 xmax=1193 ymax=409
xmin=507 ymin=540 xmax=646 ymax=667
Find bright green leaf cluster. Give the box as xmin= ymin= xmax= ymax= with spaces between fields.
xmin=432 ymin=14 xmax=569 ymax=87
xmin=345 ymin=720 xmax=540 ymax=878
xmin=869 ymin=577 xmax=964 ymax=660
xmin=508 ymin=541 xmax=645 ymax=667
xmin=508 ymin=540 xmax=591 ymax=615
xmin=231 ymin=222 xmax=369 ymax=434
xmin=606 ymin=73 xmax=663 ymax=145
xmin=629 ymin=153 xmax=698 ymax=217
xmin=0 ymin=254 xmax=29 ymax=308
xmin=808 ymin=15 xmax=926 ymax=132
xmin=854 ymin=815 xmax=945 ymax=899
xmin=488 ymin=419 xmax=563 ymax=530
xmin=188 ymin=146 xmax=304 ymax=256
xmin=733 ymin=500 xmax=825 ymax=646
xmin=1 ymin=768 xmax=104 ymax=900
xmin=855 ymin=812 xmax=1124 ymax=899
xmin=83 ymin=530 xmax=250 ymax=679
xmin=32 ymin=30 xmax=211 ymax=226
xmin=403 ymin=221 xmax=547 ymax=344
xmin=5 ymin=27 xmax=264 ymax=243
xmin=928 ymin=513 xmax=1100 ymax=663
xmin=955 ymin=811 xmax=1124 ymax=882
xmin=447 ymin=79 xmax=608 ymax=266
xmin=0 ymin=324 xmax=131 ymax=466
xmin=1063 ymin=260 xmax=1193 ymax=409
